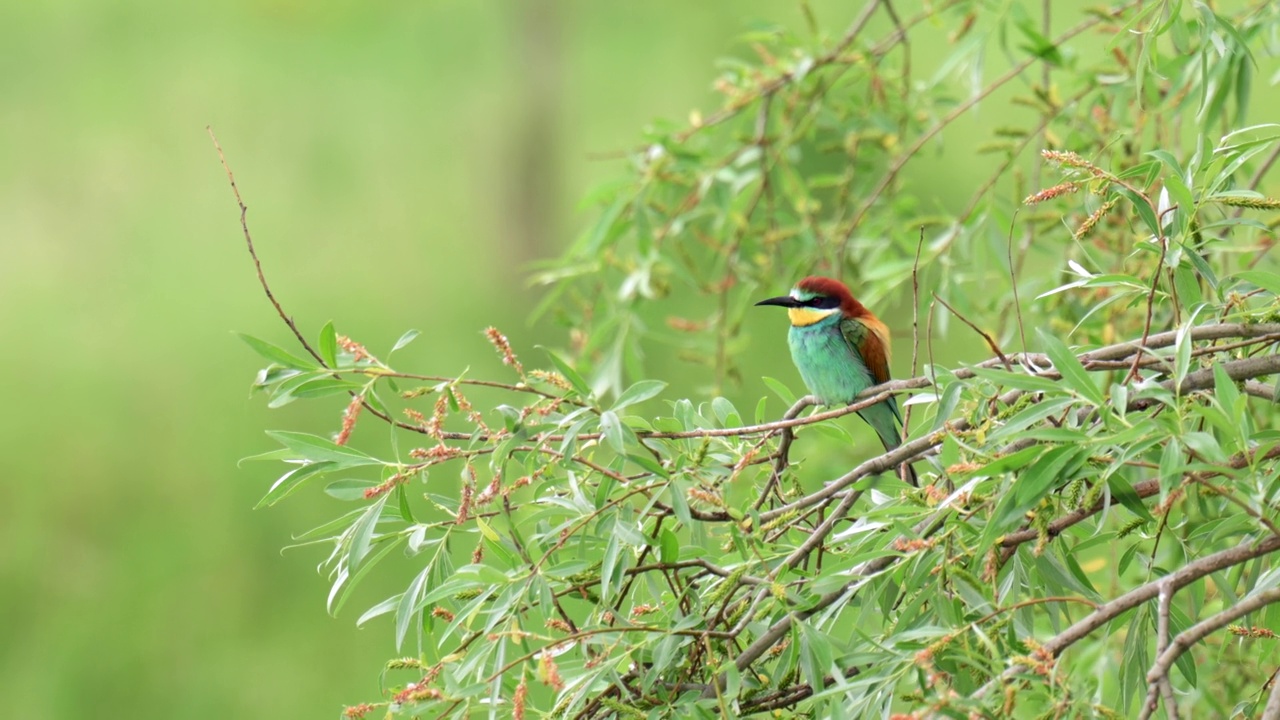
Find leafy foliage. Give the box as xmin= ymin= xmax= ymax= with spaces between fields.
xmin=233 ymin=2 xmax=1280 ymax=717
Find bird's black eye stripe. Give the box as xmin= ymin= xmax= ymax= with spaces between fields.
xmin=807 ymin=295 xmax=841 ymax=309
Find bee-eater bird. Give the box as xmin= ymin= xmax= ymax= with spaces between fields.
xmin=756 ymin=276 xmax=916 ymax=483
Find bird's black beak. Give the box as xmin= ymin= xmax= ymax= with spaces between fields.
xmin=755 ymin=296 xmax=800 ymax=308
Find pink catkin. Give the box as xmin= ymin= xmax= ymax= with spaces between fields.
xmin=484 ymin=326 xmax=524 ymax=375
xmin=335 ymin=394 xmax=364 ymax=446
xmin=1022 ymin=182 xmax=1079 ymax=205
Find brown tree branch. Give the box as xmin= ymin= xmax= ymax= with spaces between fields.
xmin=1142 ymin=587 xmax=1280 ymax=720
xmin=971 ymin=534 xmax=1280 ymax=703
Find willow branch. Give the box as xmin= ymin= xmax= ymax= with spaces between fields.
xmin=1143 ymin=587 xmax=1280 ymax=720
xmin=971 ymin=534 xmax=1280 ymax=702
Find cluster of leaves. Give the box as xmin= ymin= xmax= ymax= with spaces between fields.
xmin=232 ymin=1 xmax=1280 ymax=717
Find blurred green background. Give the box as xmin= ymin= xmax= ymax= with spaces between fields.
xmin=0 ymin=2 xmax=884 ymax=717
xmin=4 ymin=0 xmax=1186 ymax=716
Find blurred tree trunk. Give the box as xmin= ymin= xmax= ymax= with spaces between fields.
xmin=505 ymin=0 xmax=563 ymax=268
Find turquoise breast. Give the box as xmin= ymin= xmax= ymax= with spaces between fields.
xmin=787 ymin=322 xmax=874 ymax=405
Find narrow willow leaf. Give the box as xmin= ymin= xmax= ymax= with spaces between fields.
xmin=357 ymin=594 xmax=401 ymax=627
xmin=627 ymin=453 xmax=668 ymax=478
xmin=395 ymin=566 xmax=431 ymax=651
xmin=745 ymin=397 xmax=764 ymax=428
xmin=1234 ymin=270 xmax=1280 ymax=296
xmin=970 ymin=367 xmax=1065 ymax=394
xmin=796 ymin=621 xmax=834 ymax=691
xmin=324 ymin=478 xmax=377 ymax=501
xmin=266 ymin=430 xmax=381 ymax=468
xmin=332 ymin=534 xmax=404 ymax=616
xmin=659 ymin=528 xmax=679 ymax=564
xmin=667 ymin=479 xmax=692 ymax=527
xmin=1167 ymin=601 xmax=1198 ymax=686
xmin=391 ymin=329 xmax=420 ymax=354
xmin=1213 ymin=362 xmax=1241 ymax=412
xmin=348 ymin=494 xmax=389 ymax=571
xmin=1039 ymin=330 xmax=1103 ymax=405
xmin=710 ymin=396 xmax=740 ymax=426
xmin=396 ymin=484 xmax=416 ymax=524
xmin=257 ymin=460 xmax=337 ymax=508
xmin=538 ymin=346 xmax=591 ymax=397
xmin=600 ymin=410 xmax=627 ymax=453
xmin=1108 ymin=474 xmax=1154 ymax=522
xmin=237 ymin=333 xmax=317 ymax=370
xmin=281 ymin=377 xmax=364 ymax=405
xmin=612 ymin=379 xmax=667 ymax=410
xmin=762 ymin=376 xmax=798 ymax=405
xmin=601 ymin=534 xmax=621 ymax=604
xmin=318 ymin=321 xmax=337 ymax=368
xmin=1174 ymin=324 xmax=1192 ymax=386
xmin=1159 ymin=438 xmax=1183 ymax=482
xmin=968 ymin=445 xmax=1045 ymax=477
xmin=1007 ymin=446 xmax=1082 ymax=524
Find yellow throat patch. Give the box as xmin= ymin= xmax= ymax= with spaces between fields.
xmin=788 ymin=307 xmax=838 ymax=327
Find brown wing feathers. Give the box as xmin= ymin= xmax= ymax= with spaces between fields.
xmin=797 ymin=276 xmax=893 ymax=383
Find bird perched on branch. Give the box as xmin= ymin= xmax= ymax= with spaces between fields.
xmin=755 ymin=275 xmax=916 ymax=484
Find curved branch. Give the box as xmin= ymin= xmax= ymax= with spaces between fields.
xmin=972 ymin=534 xmax=1280 ymax=702
xmin=1142 ymin=587 xmax=1280 ymax=719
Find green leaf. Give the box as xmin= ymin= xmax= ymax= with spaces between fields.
xmin=1159 ymin=438 xmax=1183 ymax=482
xmin=1039 ymin=330 xmax=1103 ymax=405
xmin=318 ymin=321 xmax=337 ymax=368
xmin=1116 ymin=187 xmax=1161 ymax=237
xmin=1108 ymin=474 xmax=1154 ymax=522
xmin=237 ymin=333 xmax=317 ymax=370
xmin=600 ymin=411 xmax=627 ymax=453
xmin=1234 ymin=270 xmax=1280 ymax=295
xmin=396 ymin=484 xmax=416 ymax=524
xmin=356 ymin=594 xmax=401 ymax=627
xmin=395 ymin=566 xmax=431 ymax=651
xmin=601 ymin=534 xmax=621 ymax=604
xmin=627 ymin=453 xmax=669 ymax=478
xmin=539 ymin=346 xmax=591 ymax=397
xmin=331 ymin=533 xmax=404 ymax=616
xmin=1213 ymin=362 xmax=1241 ymax=414
xmin=796 ymin=621 xmax=834 ymax=691
xmin=324 ymin=478 xmax=377 ymax=501
xmin=271 ymin=377 xmax=363 ymax=408
xmin=348 ymin=494 xmax=389 ymax=572
xmin=970 ymin=367 xmax=1067 ymax=395
xmin=1174 ymin=325 xmax=1192 ymax=387
xmin=965 ymin=445 xmax=1045 ymax=477
xmin=613 ymin=380 xmax=667 ymax=411
xmin=659 ymin=528 xmax=679 ymax=564
xmin=1167 ymin=601 xmax=1198 ymax=686
xmin=711 ymin=397 xmax=741 ymax=426
xmin=257 ymin=461 xmax=337 ymax=508
xmin=978 ymin=447 xmax=1079 ymax=552
xmin=762 ymin=376 xmax=798 ymax=406
xmin=391 ymin=329 xmax=420 ymax=354
xmin=995 ymin=446 xmax=1082 ymax=531
xmin=667 ymin=479 xmax=692 ymax=527
xmin=266 ymin=431 xmax=381 ymax=468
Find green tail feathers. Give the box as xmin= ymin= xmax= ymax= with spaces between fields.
xmin=857 ymin=400 xmax=918 ymax=485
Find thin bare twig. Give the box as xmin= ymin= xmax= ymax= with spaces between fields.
xmin=834 ymin=6 xmax=1133 ymax=269
xmin=754 ymin=395 xmax=820 ymax=511
xmin=904 ymin=227 xmax=924 ymax=439
xmin=1007 ymin=212 xmax=1029 ymax=354
xmin=1138 ymin=580 xmax=1180 ymax=720
xmin=208 ymin=127 xmax=325 ymax=366
xmin=934 ymin=293 xmax=1012 ymax=370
